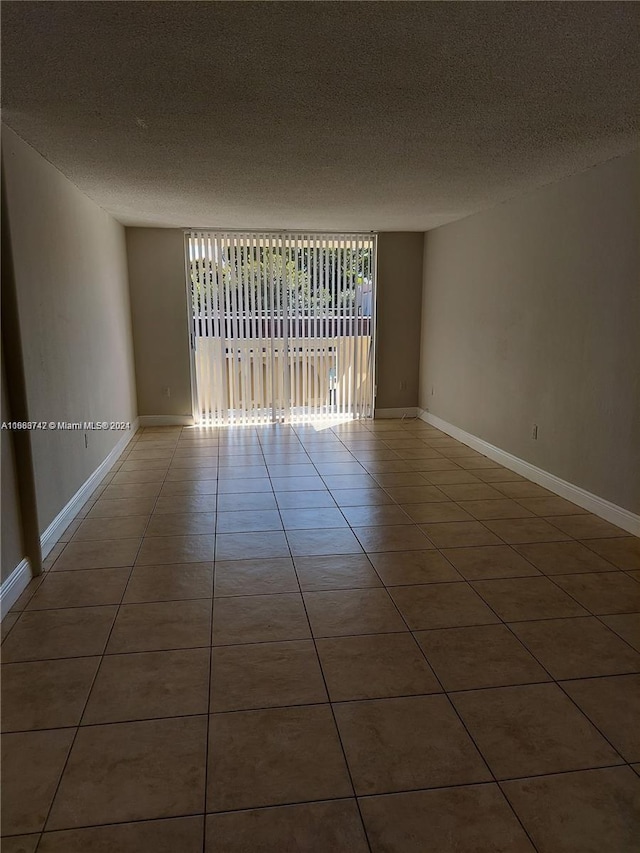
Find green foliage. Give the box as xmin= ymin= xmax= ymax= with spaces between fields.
xmin=190 ymin=244 xmax=372 ymax=315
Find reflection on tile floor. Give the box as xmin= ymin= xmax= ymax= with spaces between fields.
xmin=2 ymin=418 xmax=639 ymax=851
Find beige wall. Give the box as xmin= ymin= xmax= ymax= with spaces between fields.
xmin=1 ymin=357 xmax=24 ymax=582
xmin=126 ymin=228 xmax=193 ymax=417
xmin=125 ymin=229 xmax=424 ymax=417
xmin=2 ymin=125 xmax=138 ymax=536
xmin=375 ymin=232 xmax=424 ymax=410
xmin=420 ymin=151 xmax=640 ymax=513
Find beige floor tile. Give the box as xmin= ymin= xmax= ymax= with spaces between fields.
xmin=321 ymin=474 xmax=377 ymax=490
xmin=451 ymin=683 xmax=622 ymax=779
xmin=416 ymin=624 xmax=550 ymax=691
xmin=51 ymin=539 xmax=141 ymax=571
xmin=26 ymin=568 xmax=130 ymax=610
xmin=422 ymin=469 xmax=481 ymax=484
xmin=516 ymin=496 xmax=588 ymax=516
xmin=165 ymin=466 xmax=218 ymax=482
xmin=207 ymin=705 xmax=351 ymax=811
xmin=582 ymin=537 xmax=640 ymax=570
xmin=111 ymin=469 xmax=167 ymax=485
xmin=304 ymin=588 xmax=407 ymax=637
xmin=123 ymin=562 xmax=213 ymax=603
xmin=455 ymin=457 xmax=502 ymax=470
xmin=400 ymin=501 xmax=473 ymax=523
xmin=215 ymin=509 xmax=283 ymax=533
xmin=127 ymin=449 xmax=174 ymax=462
xmin=2 ymin=607 xmax=117 ymax=662
xmin=87 ymin=497 xmax=156 ymax=518
xmin=160 ymin=479 xmax=218 ymax=496
xmin=372 ymin=472 xmax=430 ymax=487
xmin=286 ymin=528 xmax=363 ymax=557
xmin=272 ymin=475 xmax=327 ymax=492
xmin=107 ymin=599 xmax=212 ymax=653
xmin=601 ymin=612 xmax=640 ymax=651
xmin=293 ymin=554 xmax=382 ymax=591
xmin=353 ymin=524 xmax=435 ymax=552
xmin=510 ymin=617 xmax=640 ymax=679
xmin=136 ymin=534 xmax=214 ymax=565
xmin=42 ymin=542 xmax=66 ymax=570
xmin=421 ymin=521 xmax=502 ymax=548
xmin=1 ymin=834 xmax=41 ymax=853
xmin=383 ymin=485 xmax=448 ymax=504
xmin=280 ymin=507 xmax=347 ymax=529
xmin=215 ymin=531 xmax=289 ymax=560
xmin=317 ymin=633 xmax=440 ymax=701
xmin=212 ymin=594 xmax=310 ymax=645
xmin=1 ymin=657 xmax=100 ymax=732
xmin=8 ymin=577 xmax=45 ymax=612
xmin=502 ymin=766 xmax=640 ymax=853
xmin=267 ymin=463 xmax=317 ymax=477
xmin=361 ymin=460 xmax=414 ymax=474
xmin=340 ymin=504 xmax=413 ymax=527
xmin=1 ymin=729 xmax=75 ymax=834
xmin=1 ymin=612 xmax=19 ymax=642
xmin=389 ymin=583 xmax=499 ymax=630
xmin=210 ymin=640 xmax=326 ymax=711
xmin=439 ymin=483 xmax=505 ymax=501
xmin=552 ymin=572 xmax=640 ymax=614
xmin=214 ymin=558 xmax=298 ymax=596
xmin=493 ymin=482 xmax=555 ymax=499
xmin=473 ymin=468 xmax=525 ymax=483
xmin=442 ymin=545 xmax=539 ymax=580
xmin=368 ymin=550 xmax=462 ymax=585
xmin=217 ymin=491 xmax=278 ymax=511
xmin=360 ymin=784 xmax=535 ymax=853
xmin=513 ymin=540 xmax=615 ymax=574
xmin=547 ymin=514 xmax=628 ymax=539
xmin=153 ymin=493 xmax=217 ymax=514
xmin=205 ymin=800 xmax=369 ymax=853
xmin=334 ymin=695 xmax=490 ymax=795
xmin=145 ymin=512 xmax=215 ymax=536
xmin=58 ymin=518 xmax=83 ymax=542
xmin=472 ymin=576 xmax=587 ymax=620
xmin=83 ymin=648 xmax=210 ymax=724
xmin=274 ymin=490 xmax=337 ymax=509
xmin=483 ymin=517 xmax=570 ymax=544
xmin=47 ymin=716 xmax=207 ymax=829
xmin=330 ymin=488 xmax=395 ymax=506
xmin=38 ymin=816 xmax=204 ymax=853
xmin=562 ymin=674 xmax=640 ymax=762
xmin=457 ymin=498 xmax=534 ymax=520
xmin=102 ymin=482 xmax=162 ymax=500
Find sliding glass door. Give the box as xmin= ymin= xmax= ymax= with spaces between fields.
xmin=186 ymin=231 xmax=376 ymax=425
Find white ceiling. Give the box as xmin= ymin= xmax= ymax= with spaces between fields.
xmin=2 ymin=1 xmax=639 ymax=231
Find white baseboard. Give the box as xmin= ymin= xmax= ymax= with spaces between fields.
xmin=139 ymin=415 xmax=194 ymax=427
xmin=375 ymin=407 xmax=419 ymax=419
xmin=1 ymin=558 xmax=32 ymax=619
xmin=419 ymin=410 xmax=640 ymax=537
xmin=40 ymin=418 xmax=140 ymax=559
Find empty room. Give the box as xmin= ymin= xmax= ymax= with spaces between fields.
xmin=1 ymin=2 xmax=639 ymax=852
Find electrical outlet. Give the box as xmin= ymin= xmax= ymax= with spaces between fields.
xmin=164 ymin=386 xmax=171 ymax=398
xmin=399 ymin=380 xmax=407 ymax=391
xmin=531 ymin=424 xmax=538 ymax=440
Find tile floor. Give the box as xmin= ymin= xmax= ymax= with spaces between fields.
xmin=2 ymin=418 xmax=640 ymax=852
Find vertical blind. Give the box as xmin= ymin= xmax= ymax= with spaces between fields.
xmin=186 ymin=231 xmax=377 ymax=424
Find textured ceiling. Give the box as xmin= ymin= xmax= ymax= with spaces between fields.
xmin=2 ymin=1 xmax=639 ymax=230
